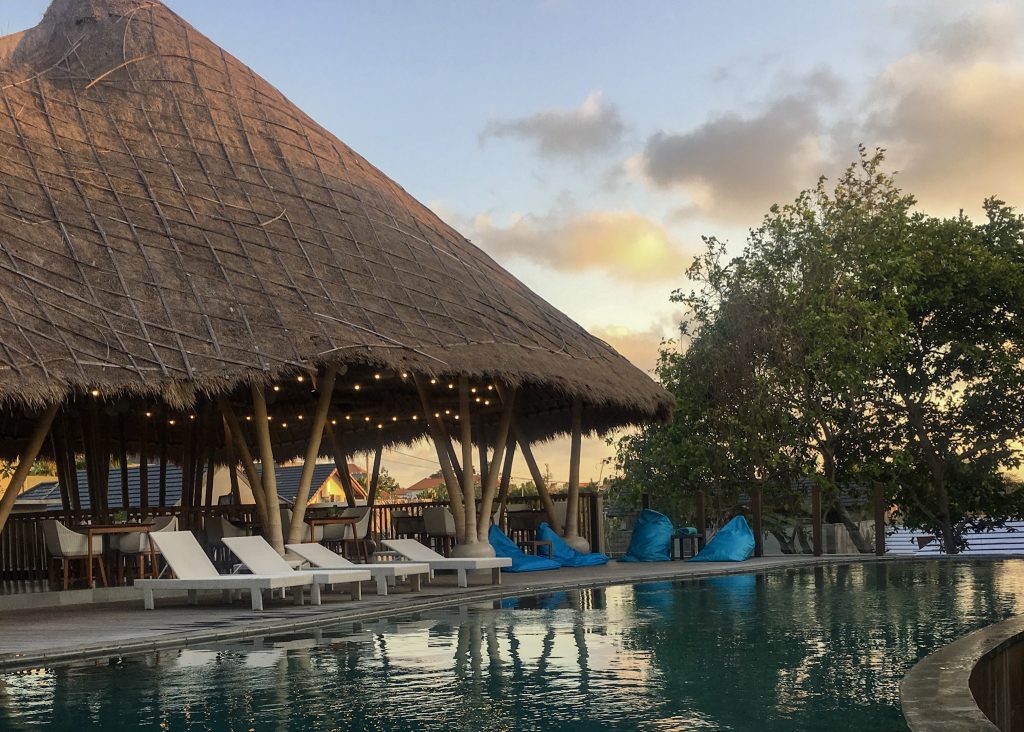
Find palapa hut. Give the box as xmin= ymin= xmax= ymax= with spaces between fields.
xmin=0 ymin=0 xmax=671 ymax=560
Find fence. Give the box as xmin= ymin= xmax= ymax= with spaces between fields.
xmin=1 ymin=493 xmax=604 ymax=583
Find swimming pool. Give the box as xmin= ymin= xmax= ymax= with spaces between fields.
xmin=2 ymin=560 xmax=1022 ymax=730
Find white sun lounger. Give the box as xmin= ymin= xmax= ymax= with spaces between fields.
xmin=382 ymin=539 xmax=511 ymax=587
xmin=135 ymin=531 xmax=313 ymax=611
xmin=223 ymin=536 xmax=371 ymax=603
xmin=286 ymin=542 xmax=430 ymax=596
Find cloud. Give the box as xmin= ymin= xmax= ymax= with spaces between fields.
xmin=480 ymin=90 xmax=625 ymax=159
xmin=590 ymin=313 xmax=686 ymax=373
xmin=855 ymin=5 xmax=1024 ymax=214
xmin=635 ymin=74 xmax=834 ymax=223
xmin=472 ymin=209 xmax=691 ymax=282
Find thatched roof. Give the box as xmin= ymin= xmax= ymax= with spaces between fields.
xmin=0 ymin=0 xmax=671 ymax=456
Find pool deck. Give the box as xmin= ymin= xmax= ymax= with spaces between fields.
xmin=0 ymin=554 xmax=865 ymax=672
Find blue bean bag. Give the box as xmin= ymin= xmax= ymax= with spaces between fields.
xmin=536 ymin=522 xmax=609 ymax=567
xmin=689 ymin=515 xmax=755 ymax=562
xmin=618 ymin=509 xmax=674 ymax=562
xmin=488 ymin=524 xmax=561 ymax=572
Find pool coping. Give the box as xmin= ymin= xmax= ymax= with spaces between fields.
xmin=0 ymin=554 xmax=870 ymax=673
xmin=901 ymin=614 xmax=1024 ymax=731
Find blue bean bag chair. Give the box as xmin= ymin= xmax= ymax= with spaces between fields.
xmin=689 ymin=515 xmax=755 ymax=562
xmin=536 ymin=522 xmax=609 ymax=567
xmin=488 ymin=524 xmax=561 ymax=572
xmin=618 ymin=509 xmax=674 ymax=562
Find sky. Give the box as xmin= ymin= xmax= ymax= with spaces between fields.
xmin=6 ymin=1 xmax=1024 ymax=487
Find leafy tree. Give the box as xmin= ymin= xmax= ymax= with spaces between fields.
xmin=356 ymin=467 xmax=400 ymax=502
xmin=616 ymin=149 xmax=1024 ymax=552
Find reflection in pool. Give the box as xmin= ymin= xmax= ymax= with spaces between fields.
xmin=3 ymin=560 xmax=1024 ymax=731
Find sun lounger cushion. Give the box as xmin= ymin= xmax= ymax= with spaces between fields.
xmin=618 ymin=509 xmax=674 ymax=562
xmin=536 ymin=522 xmax=609 ymax=567
xmin=690 ymin=515 xmax=755 ymax=562
xmin=488 ymin=525 xmax=561 ymax=572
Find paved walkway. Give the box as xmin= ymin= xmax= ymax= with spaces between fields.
xmin=0 ymin=555 xmax=865 ymax=671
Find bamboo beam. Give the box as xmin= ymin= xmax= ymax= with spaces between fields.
xmin=0 ymin=404 xmax=59 ymax=534
xmin=251 ymin=383 xmax=284 ymax=553
xmin=414 ymin=374 xmax=466 ymax=541
xmin=118 ymin=416 xmax=130 ymax=509
xmin=476 ymin=385 xmax=516 ymax=543
xmin=459 ymin=376 xmax=478 ymax=544
xmin=158 ymin=406 xmax=168 ymax=507
xmin=219 ymin=399 xmax=269 ymax=529
xmin=286 ymin=365 xmax=338 ymax=543
xmin=444 ymin=432 xmax=465 ymax=488
xmin=367 ymin=442 xmax=384 ymax=507
xmin=514 ymin=423 xmax=559 ymax=527
xmin=496 ymin=438 xmax=516 ymax=528
xmin=477 ymin=423 xmax=489 ymax=491
xmin=326 ymin=424 xmax=357 ymax=507
xmin=139 ymin=412 xmax=149 ymax=511
xmin=563 ymin=397 xmax=583 ymax=540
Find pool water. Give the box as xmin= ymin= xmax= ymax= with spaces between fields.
xmin=3 ymin=560 xmax=1024 ymax=731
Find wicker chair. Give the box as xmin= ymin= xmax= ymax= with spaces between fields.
xmin=423 ymin=506 xmax=457 ymax=555
xmin=41 ymin=520 xmax=106 ymax=590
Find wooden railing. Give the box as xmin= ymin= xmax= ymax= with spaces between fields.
xmin=1 ymin=493 xmax=604 ymax=582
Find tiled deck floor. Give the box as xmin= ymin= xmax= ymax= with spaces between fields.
xmin=0 ymin=555 xmax=865 ymax=671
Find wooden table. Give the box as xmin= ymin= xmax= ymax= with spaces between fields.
xmin=304 ymin=516 xmax=367 ymax=562
xmin=82 ymin=523 xmax=155 ymax=589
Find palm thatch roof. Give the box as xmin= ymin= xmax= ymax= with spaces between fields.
xmin=0 ymin=0 xmax=671 ymax=458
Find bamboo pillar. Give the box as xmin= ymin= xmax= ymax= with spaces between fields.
xmin=496 ymin=439 xmax=516 ymax=528
xmin=811 ymin=484 xmax=823 ymax=557
xmin=414 ymin=375 xmax=467 ymax=541
xmin=326 ymin=424 xmax=357 ymax=507
xmin=219 ymin=398 xmax=269 ymax=529
xmin=476 ymin=385 xmax=516 ymax=543
xmin=752 ymin=484 xmax=763 ymax=558
xmin=367 ymin=443 xmax=384 ymax=507
xmin=459 ymin=376 xmax=478 ymax=544
xmin=0 ymin=404 xmax=59 ymax=534
xmin=563 ymin=397 xmax=584 ymax=547
xmin=286 ymin=366 xmax=338 ymax=543
xmin=514 ymin=424 xmax=559 ymax=527
xmin=477 ymin=422 xmax=489 ymax=491
xmin=158 ymin=406 xmax=168 ymax=507
xmin=874 ymin=483 xmax=886 ymax=556
xmin=251 ymin=384 xmax=284 ymax=553
xmin=139 ymin=413 xmax=149 ymax=511
xmin=444 ymin=436 xmax=465 ymax=488
xmin=117 ymin=416 xmax=129 ymax=509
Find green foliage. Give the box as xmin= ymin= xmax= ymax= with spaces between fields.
xmin=615 ymin=149 xmax=1024 ymax=552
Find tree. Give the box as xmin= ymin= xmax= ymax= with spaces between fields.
xmin=616 ymin=149 xmax=1024 ymax=553
xmin=355 ymin=467 xmax=400 ymax=503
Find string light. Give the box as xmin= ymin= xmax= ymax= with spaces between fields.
xmin=296 ymin=375 xmax=304 ymax=382
xmin=90 ymin=389 xmax=100 ymax=397
xmin=245 ymin=415 xmax=252 ymax=421
xmin=267 ymin=416 xmax=272 ymax=421
xmin=430 ymin=378 xmax=437 ymax=384
xmin=487 ymin=385 xmax=494 ymax=391
xmin=168 ymin=419 xmax=176 ymax=425
xmin=484 ymin=400 xmax=491 ymax=406
xmin=470 ymin=387 xmax=477 ymax=393
xmin=454 ymin=414 xmax=460 ymax=420
xmin=364 ymin=416 xmax=371 ymax=422
xmin=392 ymin=416 xmax=398 ymax=421
xmin=354 ymin=384 xmax=361 ymax=391
xmin=377 ymin=423 xmax=383 ymax=429
xmin=345 ymin=415 xmax=351 ymax=421
xmin=189 ymin=414 xmax=196 ymax=420
xmin=444 ymin=409 xmax=451 ymax=415
xmin=374 ymin=373 xmax=381 ymax=380
xmin=144 ymin=411 xmax=152 ymax=418
xmin=330 ymin=419 xmax=337 ymax=425
xmin=401 ymin=372 xmax=409 ymax=378
xmin=475 ymin=397 xmax=481 ymax=403
xmin=272 ymin=385 xmax=280 ymax=392
xmin=412 ymin=415 xmax=419 ymax=421
xmin=448 ymin=383 xmax=455 ymax=389
xmin=297 ymin=415 xmax=304 ymax=420
xmin=281 ymin=422 xmax=289 ymax=428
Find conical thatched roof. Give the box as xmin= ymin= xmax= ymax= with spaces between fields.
xmin=0 ymin=0 xmax=671 ymax=454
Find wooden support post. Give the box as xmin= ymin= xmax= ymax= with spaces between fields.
xmin=83 ymin=400 xmax=110 ymax=521
xmin=325 ymin=425 xmax=357 ymax=507
xmin=696 ymin=490 xmax=706 ymax=549
xmin=564 ymin=397 xmax=583 ymax=542
xmin=477 ymin=423 xmax=489 ymax=492
xmin=118 ymin=416 xmax=130 ymax=509
xmin=251 ymin=384 xmax=284 ymax=553
xmin=414 ymin=374 xmax=467 ymax=541
xmin=285 ymin=366 xmax=338 ymax=543
xmin=367 ymin=443 xmax=384 ymax=507
xmin=589 ymin=491 xmax=605 ymax=554
xmin=204 ymin=453 xmax=215 ymax=508
xmin=0 ymin=404 xmax=59 ymax=535
xmin=752 ymin=484 xmax=763 ymax=558
xmin=811 ymin=484 xmax=823 ymax=557
xmin=476 ymin=384 xmax=516 ymax=543
xmin=496 ymin=438 xmax=516 ymax=528
xmin=874 ymin=483 xmax=886 ymax=556
xmin=459 ymin=376 xmax=478 ymax=545
xmin=158 ymin=406 xmax=168 ymax=507
xmin=181 ymin=419 xmax=194 ymax=511
xmin=139 ymin=412 xmax=149 ymax=512
xmin=219 ymin=398 xmax=269 ymax=529
xmin=515 ymin=423 xmax=559 ymax=527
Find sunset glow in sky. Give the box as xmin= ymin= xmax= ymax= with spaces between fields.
xmin=6 ymin=1 xmax=1021 ymax=486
